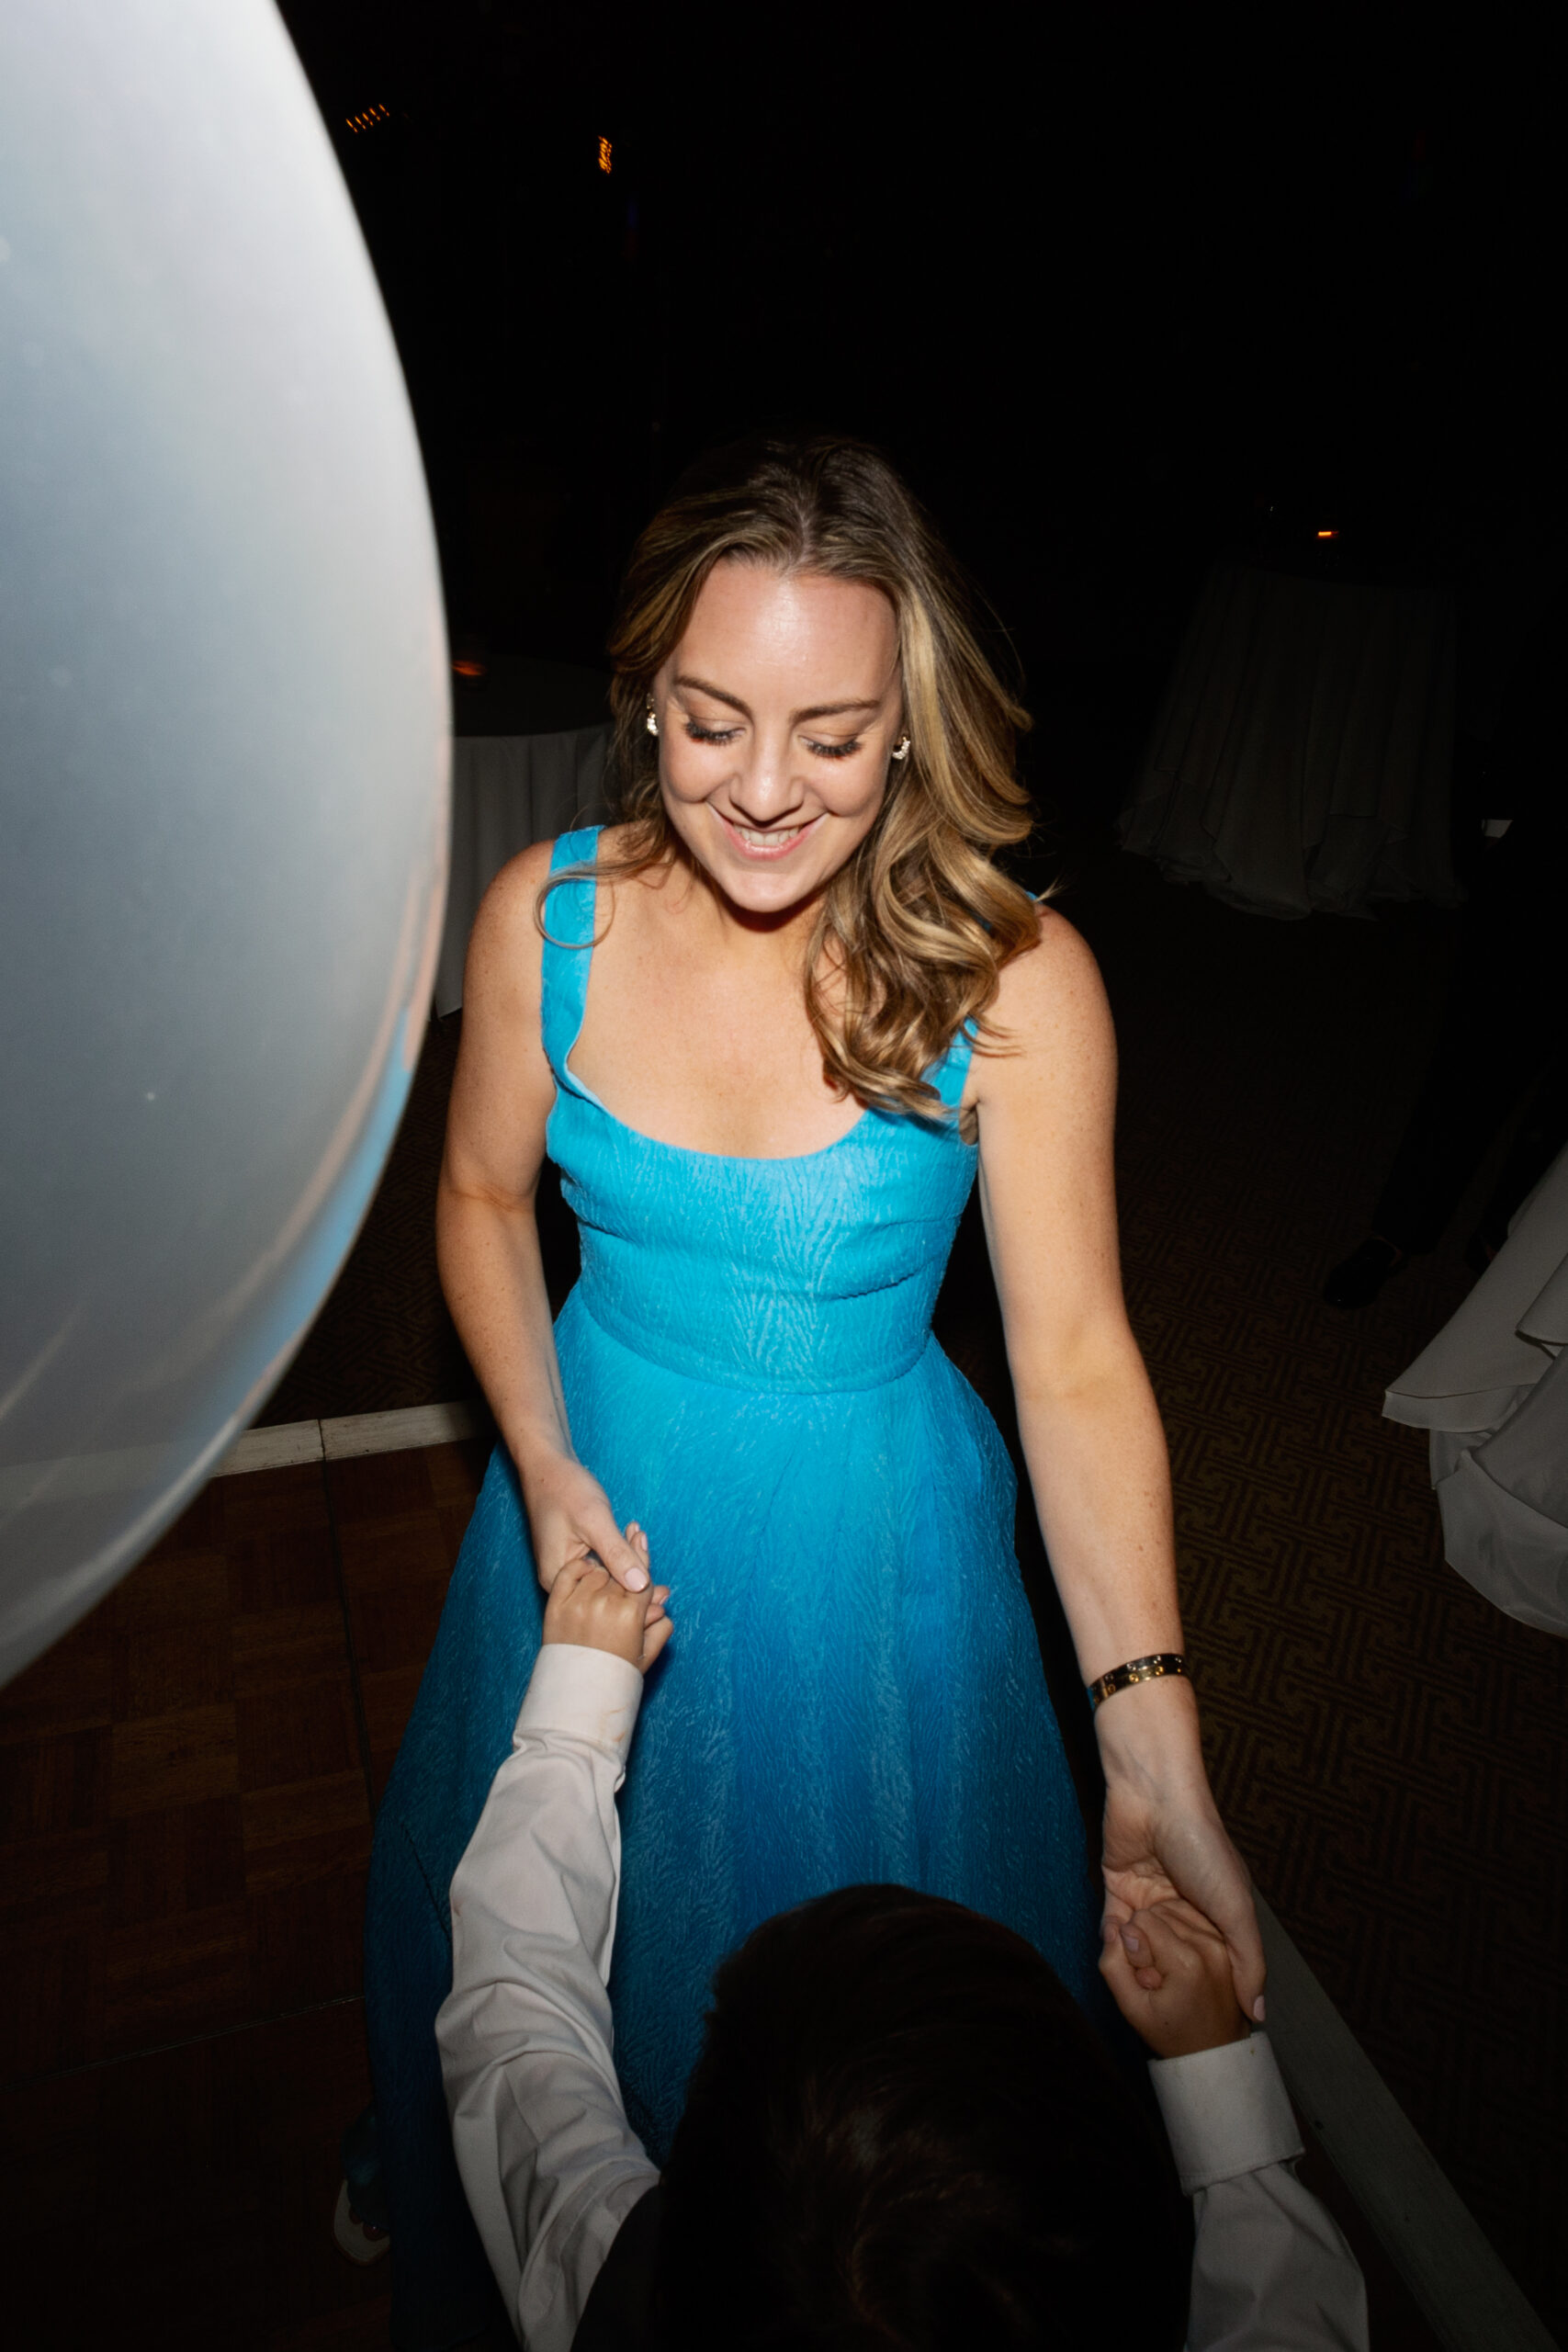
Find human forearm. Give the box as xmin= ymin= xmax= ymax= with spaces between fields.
xmin=439 ymin=1171 xmax=650 ymax=1593
xmin=1016 ymin=1344 xmax=1263 ymax=2011
xmin=1014 ymin=1359 xmax=1211 ymax=1791
xmin=1012 ymin=1346 xmax=1184 ymax=1688
xmin=1154 ymin=2040 xmax=1368 ymax=2351
xmin=1187 ymin=2170 xmax=1369 ymax=2349
xmin=438 ymin=1646 xmax=658 ymax=2347
xmin=436 ymin=1170 xmax=573 ymax=1475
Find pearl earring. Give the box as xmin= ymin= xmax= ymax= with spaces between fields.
xmin=891 ymin=734 xmax=911 ymax=763
xmin=645 ymin=700 xmax=659 ymax=739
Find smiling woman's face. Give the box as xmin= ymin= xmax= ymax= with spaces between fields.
xmin=649 ymin=560 xmax=903 ymax=920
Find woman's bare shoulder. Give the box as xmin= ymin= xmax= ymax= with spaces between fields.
xmin=465 ymin=838 xmax=558 ymax=1012
xmin=978 ymin=902 xmax=1115 ymax=1097
xmin=994 ymin=902 xmax=1109 ymax=1026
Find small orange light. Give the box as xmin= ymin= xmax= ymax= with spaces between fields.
xmin=1316 ymin=528 xmax=1337 ymax=539
xmin=452 ymin=658 xmax=486 ymax=680
xmin=599 ymin=136 xmax=613 ymax=174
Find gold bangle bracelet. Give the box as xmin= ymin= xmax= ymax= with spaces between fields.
xmin=1086 ymin=1653 xmax=1190 ymax=1713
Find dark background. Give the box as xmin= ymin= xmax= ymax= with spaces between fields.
xmin=276 ymin=0 xmax=1562 ymax=837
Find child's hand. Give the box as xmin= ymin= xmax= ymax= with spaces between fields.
xmin=1099 ymin=1895 xmax=1252 ymax=2059
xmin=543 ymin=1525 xmax=671 ymax=1675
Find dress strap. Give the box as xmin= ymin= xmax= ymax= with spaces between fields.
xmin=539 ymin=824 xmax=603 ymax=1090
xmin=923 ymin=886 xmax=1043 ymax=1116
xmin=925 ymin=1018 xmax=978 ymax=1113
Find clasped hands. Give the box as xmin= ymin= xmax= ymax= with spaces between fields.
xmin=1098 ymin=1675 xmax=1266 ymax=2029
xmin=525 ymin=1452 xmax=656 ymax=1594
xmin=526 ymin=1452 xmax=670 ymax=1673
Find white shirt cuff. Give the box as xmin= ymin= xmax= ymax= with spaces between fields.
xmin=517 ymin=1643 xmax=644 ymax=1769
xmin=1149 ymin=2034 xmax=1303 ymax=2195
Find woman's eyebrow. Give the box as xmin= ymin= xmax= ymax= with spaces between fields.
xmin=794 ymin=698 xmax=882 ymax=723
xmin=671 ymin=673 xmax=750 ymax=714
xmin=671 ymin=673 xmax=881 ymax=724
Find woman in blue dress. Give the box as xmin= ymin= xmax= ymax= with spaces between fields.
xmin=364 ymin=436 xmax=1263 ymax=2346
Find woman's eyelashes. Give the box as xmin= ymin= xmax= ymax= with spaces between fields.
xmin=681 ymin=718 xmax=863 ymax=760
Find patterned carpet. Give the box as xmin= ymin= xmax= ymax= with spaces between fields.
xmin=255 ymin=829 xmax=1565 ymax=2342
xmin=1062 ymin=840 xmax=1565 ymax=2341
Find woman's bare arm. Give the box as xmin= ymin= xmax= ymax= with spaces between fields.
xmin=437 ymin=843 xmax=648 ymax=1592
xmin=973 ymin=908 xmax=1263 ymax=2019
xmin=438 ymin=844 xmax=564 ymax=1463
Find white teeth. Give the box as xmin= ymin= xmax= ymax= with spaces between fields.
xmin=732 ymin=822 xmax=805 ymax=848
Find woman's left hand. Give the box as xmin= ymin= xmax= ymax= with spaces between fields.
xmin=1101 ymin=1768 xmax=1265 ymax=2025
xmin=1104 ymin=1769 xmax=1259 ymax=2031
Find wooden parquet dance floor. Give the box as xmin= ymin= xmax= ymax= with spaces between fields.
xmin=2 ymin=832 xmax=1561 ymax=2347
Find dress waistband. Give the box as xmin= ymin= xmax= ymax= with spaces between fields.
xmin=572 ymin=1266 xmax=936 ymax=1396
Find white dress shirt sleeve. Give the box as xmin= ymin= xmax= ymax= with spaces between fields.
xmin=436 ymin=1643 xmax=660 ymax=2352
xmin=1151 ymin=2037 xmax=1370 ymax=2351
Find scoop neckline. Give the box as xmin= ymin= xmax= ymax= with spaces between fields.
xmin=549 ymin=830 xmax=972 ymax=1166
xmin=558 ymin=1046 xmax=878 ymax=1167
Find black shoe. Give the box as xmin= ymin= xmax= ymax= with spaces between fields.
xmin=1322 ymin=1236 xmax=1409 ymax=1310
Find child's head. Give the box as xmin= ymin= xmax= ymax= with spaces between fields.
xmin=655 ymin=1883 xmax=1190 ymax=2349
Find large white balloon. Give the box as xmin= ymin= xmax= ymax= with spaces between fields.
xmin=0 ymin=2 xmax=449 ymax=1683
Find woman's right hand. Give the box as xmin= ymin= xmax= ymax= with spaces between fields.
xmin=520 ymin=1449 xmax=650 ymax=1595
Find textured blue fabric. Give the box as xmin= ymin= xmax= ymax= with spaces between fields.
xmin=365 ymin=827 xmax=1099 ymax=2324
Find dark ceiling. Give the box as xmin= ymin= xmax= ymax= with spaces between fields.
xmin=275 ymin=3 xmax=1561 ymax=677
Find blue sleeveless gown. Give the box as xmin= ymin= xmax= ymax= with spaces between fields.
xmin=364 ymin=828 xmax=1099 ymax=2340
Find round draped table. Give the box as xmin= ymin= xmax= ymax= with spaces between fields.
xmin=1383 ymin=1141 xmax=1568 ymax=1635
xmin=436 ymin=658 xmax=612 ymax=1015
xmin=435 ymin=727 xmax=612 ymax=1014
xmin=1121 ymin=560 xmax=1462 ymax=919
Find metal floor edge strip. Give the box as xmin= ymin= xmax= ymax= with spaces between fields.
xmin=216 ymin=1400 xmax=491 ymax=1476
xmin=1257 ymin=1894 xmax=1555 ymax=2352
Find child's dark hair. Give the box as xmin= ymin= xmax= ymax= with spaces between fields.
xmin=654 ymin=1883 xmax=1190 ymax=2349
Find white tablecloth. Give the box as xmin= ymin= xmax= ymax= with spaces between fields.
xmin=435 ymin=726 xmax=612 ymax=1014
xmin=1121 ymin=563 xmax=1461 ymax=918
xmin=1383 ymin=1142 xmax=1568 ymax=1635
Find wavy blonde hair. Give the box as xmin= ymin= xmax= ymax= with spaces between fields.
xmin=546 ymin=435 xmax=1042 ymax=1119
